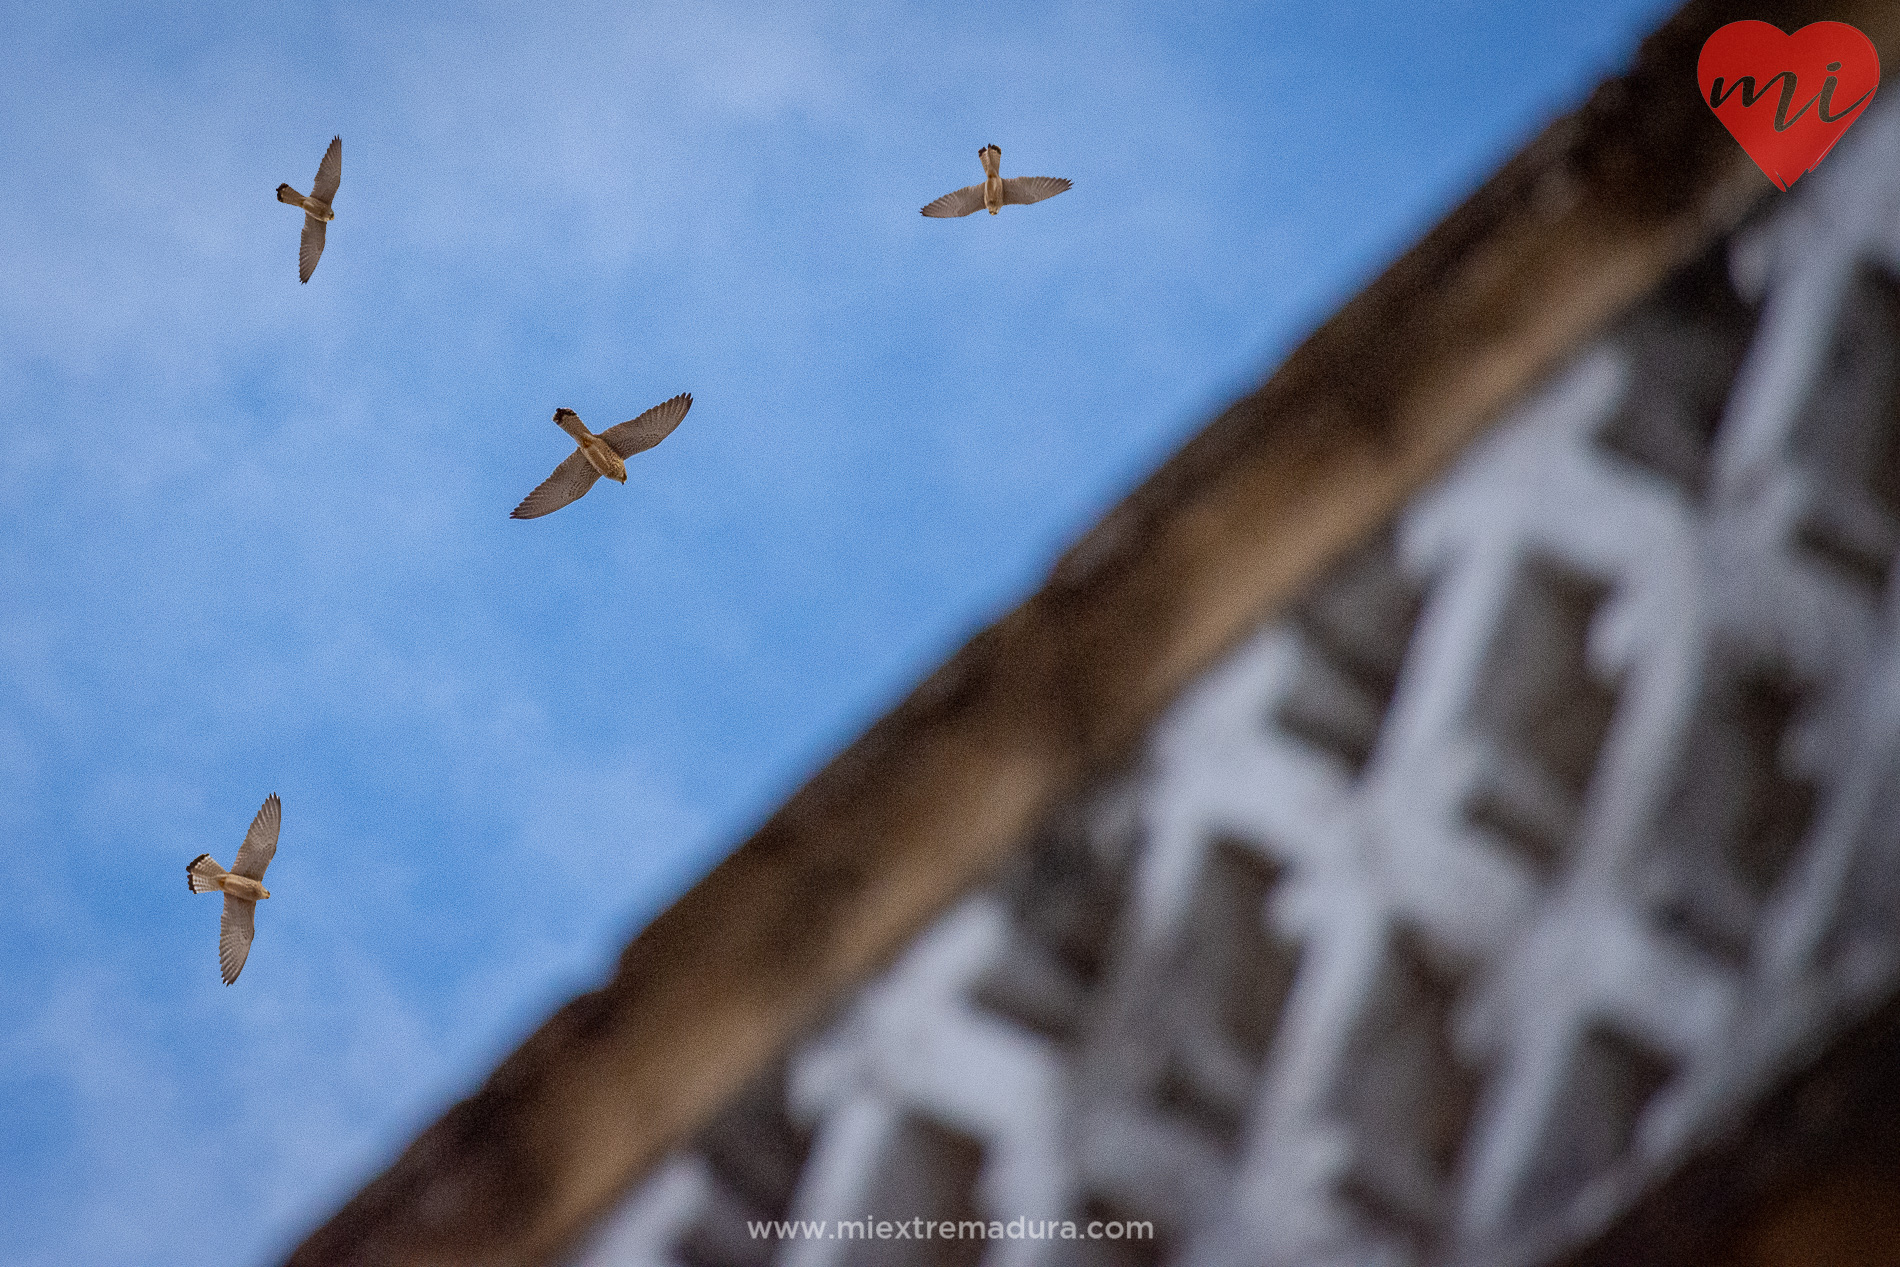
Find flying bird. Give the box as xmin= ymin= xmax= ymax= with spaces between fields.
xmin=510 ymin=393 xmax=693 ymax=519
xmin=921 ymin=145 xmax=1071 ymax=217
xmin=186 ymin=794 xmax=280 ymax=985
xmin=276 ymin=135 xmax=341 ymax=282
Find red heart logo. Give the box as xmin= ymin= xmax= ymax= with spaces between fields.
xmin=1698 ymin=21 xmax=1880 ymax=191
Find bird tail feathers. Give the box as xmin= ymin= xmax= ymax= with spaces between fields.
xmin=276 ymin=183 xmax=306 ymax=207
xmin=187 ymin=853 xmax=227 ymax=893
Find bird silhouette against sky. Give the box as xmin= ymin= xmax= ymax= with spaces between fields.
xmin=921 ymin=145 xmax=1071 ymax=217
xmin=186 ymin=794 xmax=280 ymax=985
xmin=510 ymin=393 xmax=693 ymax=519
xmin=276 ymin=135 xmax=341 ymax=283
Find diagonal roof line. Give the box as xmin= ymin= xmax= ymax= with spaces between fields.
xmin=282 ymin=2 xmax=1900 ymax=1263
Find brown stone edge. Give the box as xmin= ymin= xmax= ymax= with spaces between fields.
xmin=1557 ymin=982 xmax=1900 ymax=1267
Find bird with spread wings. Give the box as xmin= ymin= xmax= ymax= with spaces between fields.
xmin=186 ymin=794 xmax=281 ymax=985
xmin=921 ymin=144 xmax=1071 ymax=218
xmin=276 ymin=135 xmax=341 ymax=283
xmin=510 ymin=393 xmax=693 ymax=519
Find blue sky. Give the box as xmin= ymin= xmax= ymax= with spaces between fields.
xmin=0 ymin=2 xmax=1684 ymax=1263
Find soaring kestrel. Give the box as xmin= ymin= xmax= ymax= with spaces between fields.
xmin=186 ymin=794 xmax=280 ymax=985
xmin=276 ymin=135 xmax=341 ymax=283
xmin=921 ymin=145 xmax=1071 ymax=217
xmin=510 ymin=393 xmax=693 ymax=519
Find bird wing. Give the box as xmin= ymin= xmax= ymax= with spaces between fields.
xmin=1000 ymin=176 xmax=1072 ymax=206
xmin=599 ymin=393 xmax=693 ymax=458
xmin=299 ymin=215 xmax=326 ymax=283
xmin=232 ymin=793 xmax=280 ymax=880
xmin=220 ymin=895 xmax=256 ymax=985
xmin=921 ymin=183 xmax=986 ymax=218
xmin=511 ymin=449 xmax=601 ymax=519
xmin=311 ymin=135 xmax=341 ymax=203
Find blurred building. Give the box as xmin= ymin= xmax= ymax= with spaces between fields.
xmin=569 ymin=89 xmax=1900 ymax=1267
